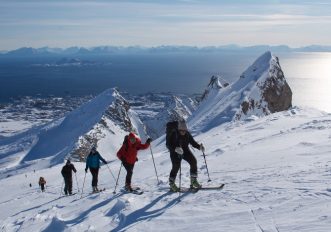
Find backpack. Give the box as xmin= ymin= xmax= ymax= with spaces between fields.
xmin=166 ymin=121 xmax=178 ymax=149
xmin=123 ymin=135 xmax=129 ymax=151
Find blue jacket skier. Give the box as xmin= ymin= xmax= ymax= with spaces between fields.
xmin=85 ymin=146 xmax=107 ymax=192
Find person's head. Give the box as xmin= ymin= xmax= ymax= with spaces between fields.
xmin=128 ymin=132 xmax=137 ymax=144
xmin=66 ymin=159 xmax=71 ymax=164
xmin=91 ymin=146 xmax=97 ymax=153
xmin=178 ymin=120 xmax=188 ymax=135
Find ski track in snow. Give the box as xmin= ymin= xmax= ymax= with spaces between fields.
xmin=0 ymin=109 xmax=331 ymax=231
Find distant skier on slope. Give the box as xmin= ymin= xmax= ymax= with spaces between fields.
xmin=85 ymin=146 xmax=108 ymax=193
xmin=38 ymin=176 xmax=46 ymax=192
xmin=166 ymin=120 xmax=205 ymax=192
xmin=117 ymin=132 xmax=151 ymax=191
xmin=61 ymin=159 xmax=77 ymax=195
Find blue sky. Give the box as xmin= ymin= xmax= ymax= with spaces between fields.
xmin=0 ymin=0 xmax=330 ymax=50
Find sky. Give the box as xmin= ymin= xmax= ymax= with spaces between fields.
xmin=0 ymin=0 xmax=331 ymax=50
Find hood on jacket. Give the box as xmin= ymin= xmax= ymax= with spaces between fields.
xmin=128 ymin=132 xmax=141 ymax=145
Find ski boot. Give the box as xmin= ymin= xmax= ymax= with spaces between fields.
xmin=92 ymin=186 xmax=99 ymax=193
xmin=125 ymin=183 xmax=133 ymax=192
xmin=190 ymin=177 xmax=201 ymax=189
xmin=169 ymin=178 xmax=180 ymax=192
xmin=169 ymin=182 xmax=180 ymax=192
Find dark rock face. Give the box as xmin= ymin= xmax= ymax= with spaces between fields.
xmin=235 ymin=52 xmax=292 ymax=120
xmin=260 ymin=57 xmax=292 ymax=113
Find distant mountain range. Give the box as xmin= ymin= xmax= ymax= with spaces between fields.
xmin=1 ymin=45 xmax=331 ymax=56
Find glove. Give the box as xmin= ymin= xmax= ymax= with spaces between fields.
xmin=120 ymin=157 xmax=126 ymax=163
xmin=146 ymin=138 xmax=152 ymax=144
xmin=175 ymin=147 xmax=183 ymax=155
xmin=103 ymin=160 xmax=107 ymax=165
xmin=85 ymin=168 xmax=88 ymax=173
xmin=136 ymin=157 xmax=138 ymax=162
xmin=200 ymin=143 xmax=205 ymax=153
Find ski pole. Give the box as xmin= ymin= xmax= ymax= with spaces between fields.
xmin=202 ymin=151 xmax=211 ymax=182
xmin=179 ymin=156 xmax=182 ymax=194
xmin=113 ymin=163 xmax=122 ymax=194
xmin=81 ymin=172 xmax=87 ymax=198
xmin=106 ymin=163 xmax=117 ymax=182
xmin=75 ymin=172 xmax=80 ymax=193
xmin=149 ymin=145 xmax=160 ymax=184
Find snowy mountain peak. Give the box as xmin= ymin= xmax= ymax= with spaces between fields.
xmin=201 ymin=75 xmax=229 ymax=101
xmin=208 ymin=75 xmax=229 ymax=89
xmin=0 ymin=88 xmax=146 ymax=176
xmin=189 ymin=51 xmax=292 ymax=132
xmin=239 ymin=51 xmax=272 ymax=80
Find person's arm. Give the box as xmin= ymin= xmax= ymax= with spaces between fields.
xmin=188 ymin=133 xmax=200 ymax=150
xmin=98 ymin=152 xmax=107 ymax=164
xmin=85 ymin=154 xmax=90 ymax=172
xmin=72 ymin=165 xmax=77 ymax=173
xmin=137 ymin=141 xmax=150 ymax=150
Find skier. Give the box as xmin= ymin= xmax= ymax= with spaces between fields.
xmin=38 ymin=177 xmax=46 ymax=192
xmin=85 ymin=146 xmax=107 ymax=192
xmin=166 ymin=120 xmax=205 ymax=192
xmin=61 ymin=159 xmax=77 ymax=195
xmin=117 ymin=132 xmax=151 ymax=191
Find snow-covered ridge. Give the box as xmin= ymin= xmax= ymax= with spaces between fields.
xmin=189 ymin=51 xmax=292 ymax=133
xmin=0 ymin=89 xmax=144 ymax=177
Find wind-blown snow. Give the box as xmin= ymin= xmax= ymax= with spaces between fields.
xmin=0 ymin=107 xmax=330 ymax=231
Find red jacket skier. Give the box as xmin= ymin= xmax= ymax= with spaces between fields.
xmin=117 ymin=132 xmax=151 ymax=191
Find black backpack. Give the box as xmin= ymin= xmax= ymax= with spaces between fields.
xmin=123 ymin=135 xmax=129 ymax=151
xmin=166 ymin=121 xmax=178 ymax=149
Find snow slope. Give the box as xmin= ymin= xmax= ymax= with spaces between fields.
xmin=1 ymin=107 xmax=330 ymax=231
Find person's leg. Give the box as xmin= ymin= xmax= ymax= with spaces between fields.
xmin=90 ymin=168 xmax=98 ymax=191
xmin=64 ymin=178 xmax=69 ymax=195
xmin=122 ymin=162 xmax=134 ymax=190
xmin=68 ymin=177 xmax=73 ymax=194
xmin=169 ymin=152 xmax=181 ymax=191
xmin=183 ymin=151 xmax=200 ymax=188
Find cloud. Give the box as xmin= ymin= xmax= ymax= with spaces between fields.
xmin=0 ymin=0 xmax=330 ymax=49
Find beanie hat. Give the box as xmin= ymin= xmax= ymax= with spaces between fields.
xmin=178 ymin=120 xmax=188 ymax=131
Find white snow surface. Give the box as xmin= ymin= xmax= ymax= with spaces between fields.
xmin=1 ymin=107 xmax=331 ymax=231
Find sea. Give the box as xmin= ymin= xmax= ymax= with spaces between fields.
xmin=0 ymin=51 xmax=330 ymax=112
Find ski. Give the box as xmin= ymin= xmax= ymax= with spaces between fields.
xmin=130 ymin=189 xmax=143 ymax=195
xmin=90 ymin=188 xmax=106 ymax=194
xmin=122 ymin=188 xmax=143 ymax=195
xmin=174 ymin=184 xmax=225 ymax=193
xmin=196 ymin=184 xmax=225 ymax=191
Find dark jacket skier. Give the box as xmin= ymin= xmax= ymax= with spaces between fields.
xmin=61 ymin=159 xmax=77 ymax=195
xmin=38 ymin=177 xmax=46 ymax=192
xmin=117 ymin=132 xmax=151 ymax=191
xmin=166 ymin=120 xmax=205 ymax=192
xmin=85 ymin=146 xmax=107 ymax=192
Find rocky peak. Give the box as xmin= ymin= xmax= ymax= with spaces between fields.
xmin=201 ymin=75 xmax=229 ymax=101
xmin=235 ymin=51 xmax=292 ymax=119
xmin=189 ymin=51 xmax=292 ymax=132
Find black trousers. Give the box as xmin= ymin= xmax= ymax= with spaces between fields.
xmin=90 ymin=168 xmax=99 ymax=187
xmin=64 ymin=177 xmax=73 ymax=194
xmin=122 ymin=162 xmax=135 ymax=185
xmin=169 ymin=150 xmax=198 ymax=181
xmin=40 ymin=184 xmax=45 ymax=192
